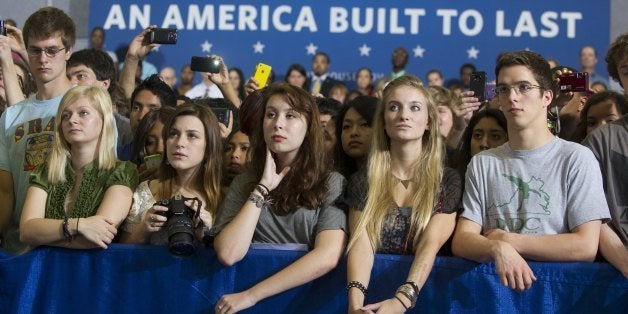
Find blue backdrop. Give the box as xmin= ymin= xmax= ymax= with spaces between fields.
xmin=89 ymin=0 xmax=610 ymax=86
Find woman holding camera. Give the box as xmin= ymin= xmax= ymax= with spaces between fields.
xmin=212 ymin=83 xmax=347 ymax=313
xmin=20 ymin=86 xmax=138 ymax=251
xmin=120 ymin=101 xmax=222 ymax=245
xmin=346 ymin=76 xmax=462 ymax=313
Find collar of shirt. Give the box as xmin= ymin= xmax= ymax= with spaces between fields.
xmin=312 ymin=73 xmax=328 ymax=82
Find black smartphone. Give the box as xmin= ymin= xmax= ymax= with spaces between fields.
xmin=0 ymin=20 xmax=6 ymax=36
xmin=190 ymin=56 xmax=221 ymax=73
xmin=211 ymin=107 xmax=231 ymax=126
xmin=147 ymin=28 xmax=177 ymax=44
xmin=470 ymin=71 xmax=487 ymax=101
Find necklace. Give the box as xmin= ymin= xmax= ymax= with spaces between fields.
xmin=393 ymin=175 xmax=415 ymax=189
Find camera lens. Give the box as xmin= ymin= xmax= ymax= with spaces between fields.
xmin=164 ymin=196 xmax=197 ymax=257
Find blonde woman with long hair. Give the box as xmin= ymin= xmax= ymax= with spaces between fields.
xmin=346 ymin=76 xmax=462 ymax=313
xmin=20 ymin=86 xmax=138 ymax=250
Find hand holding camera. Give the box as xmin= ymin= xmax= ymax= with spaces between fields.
xmin=0 ymin=21 xmax=26 ymax=58
xmin=153 ymin=195 xmax=203 ymax=256
xmin=144 ymin=202 xmax=168 ymax=232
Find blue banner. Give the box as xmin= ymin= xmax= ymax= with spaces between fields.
xmin=89 ymin=1 xmax=610 ymax=86
xmin=1 ymin=245 xmax=626 ymax=313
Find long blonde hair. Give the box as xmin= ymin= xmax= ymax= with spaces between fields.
xmin=47 ymin=86 xmax=116 ymax=183
xmin=347 ymin=76 xmax=444 ymax=252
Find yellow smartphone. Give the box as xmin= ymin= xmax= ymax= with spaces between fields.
xmin=253 ymin=63 xmax=272 ymax=89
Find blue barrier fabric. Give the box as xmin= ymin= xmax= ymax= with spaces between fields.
xmin=0 ymin=244 xmax=626 ymax=313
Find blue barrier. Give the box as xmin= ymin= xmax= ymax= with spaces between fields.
xmin=0 ymin=244 xmax=626 ymax=313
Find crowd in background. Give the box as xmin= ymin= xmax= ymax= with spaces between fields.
xmin=0 ymin=7 xmax=627 ymax=313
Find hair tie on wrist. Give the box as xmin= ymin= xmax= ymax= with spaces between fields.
xmin=394 ymin=295 xmax=409 ymax=310
xmin=255 ymin=183 xmax=270 ymax=197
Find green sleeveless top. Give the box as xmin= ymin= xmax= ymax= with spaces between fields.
xmin=29 ymin=160 xmax=138 ymax=219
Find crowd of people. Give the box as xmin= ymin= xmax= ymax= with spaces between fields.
xmin=0 ymin=6 xmax=626 ymax=313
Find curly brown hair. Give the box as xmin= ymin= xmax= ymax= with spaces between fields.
xmin=606 ymin=33 xmax=628 ymax=87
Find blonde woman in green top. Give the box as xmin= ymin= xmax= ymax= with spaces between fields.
xmin=20 ymin=86 xmax=138 ymax=251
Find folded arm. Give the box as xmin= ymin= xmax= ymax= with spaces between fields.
xmin=490 ymin=220 xmax=602 ymax=262
xmin=452 ymin=218 xmax=536 ymax=291
xmin=598 ymin=224 xmax=628 ymax=278
xmin=20 ymin=185 xmax=133 ymax=249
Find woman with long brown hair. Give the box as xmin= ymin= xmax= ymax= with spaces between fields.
xmin=212 ymin=83 xmax=346 ymax=313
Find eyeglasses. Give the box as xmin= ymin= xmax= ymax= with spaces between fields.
xmin=26 ymin=47 xmax=66 ymax=58
xmin=495 ymin=83 xmax=543 ymax=97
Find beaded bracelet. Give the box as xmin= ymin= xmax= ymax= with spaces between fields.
xmin=346 ymin=281 xmax=368 ymax=296
xmin=62 ymin=217 xmax=73 ymax=242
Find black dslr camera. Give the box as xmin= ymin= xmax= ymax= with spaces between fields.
xmin=154 ymin=195 xmax=202 ymax=257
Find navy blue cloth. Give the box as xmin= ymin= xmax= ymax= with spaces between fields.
xmin=0 ymin=245 xmax=626 ymax=313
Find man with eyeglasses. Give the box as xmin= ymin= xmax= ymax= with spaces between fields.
xmin=452 ymin=51 xmax=610 ymax=291
xmin=0 ymin=7 xmax=75 ymax=254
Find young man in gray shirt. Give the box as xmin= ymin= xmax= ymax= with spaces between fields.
xmin=581 ymin=33 xmax=628 ymax=278
xmin=452 ymin=51 xmax=610 ymax=291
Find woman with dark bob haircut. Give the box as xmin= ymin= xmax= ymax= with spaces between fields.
xmin=212 ymin=83 xmax=347 ymax=313
xmin=334 ymin=95 xmax=378 ymax=178
xmin=453 ymin=108 xmax=508 ymax=174
xmin=284 ymin=63 xmax=308 ymax=89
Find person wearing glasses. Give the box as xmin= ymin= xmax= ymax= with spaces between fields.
xmin=0 ymin=7 xmax=76 ymax=254
xmin=452 ymin=51 xmax=611 ymax=291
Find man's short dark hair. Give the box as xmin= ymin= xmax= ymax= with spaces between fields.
xmin=23 ymin=7 xmax=76 ymax=48
xmin=67 ymin=49 xmax=115 ymax=82
xmin=460 ymin=63 xmax=476 ymax=74
xmin=495 ymin=51 xmax=553 ymax=91
xmin=131 ymin=74 xmax=176 ymax=108
xmin=316 ymin=97 xmax=342 ymax=117
xmin=313 ymin=52 xmax=330 ymax=64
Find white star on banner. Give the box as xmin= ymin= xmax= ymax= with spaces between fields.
xmin=358 ymin=44 xmax=371 ymax=57
xmin=305 ymin=43 xmax=318 ymax=55
xmin=412 ymin=45 xmax=425 ymax=58
xmin=152 ymin=44 xmax=161 ymax=52
xmin=467 ymin=46 xmax=479 ymax=59
xmin=253 ymin=41 xmax=265 ymax=54
xmin=524 ymin=47 xmax=531 ymax=51
xmin=201 ymin=40 xmax=212 ymax=53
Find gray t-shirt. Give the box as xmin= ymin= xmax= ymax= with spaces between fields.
xmin=211 ymin=171 xmax=347 ymax=248
xmin=462 ymin=137 xmax=610 ymax=235
xmin=582 ymin=114 xmax=628 ymax=246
